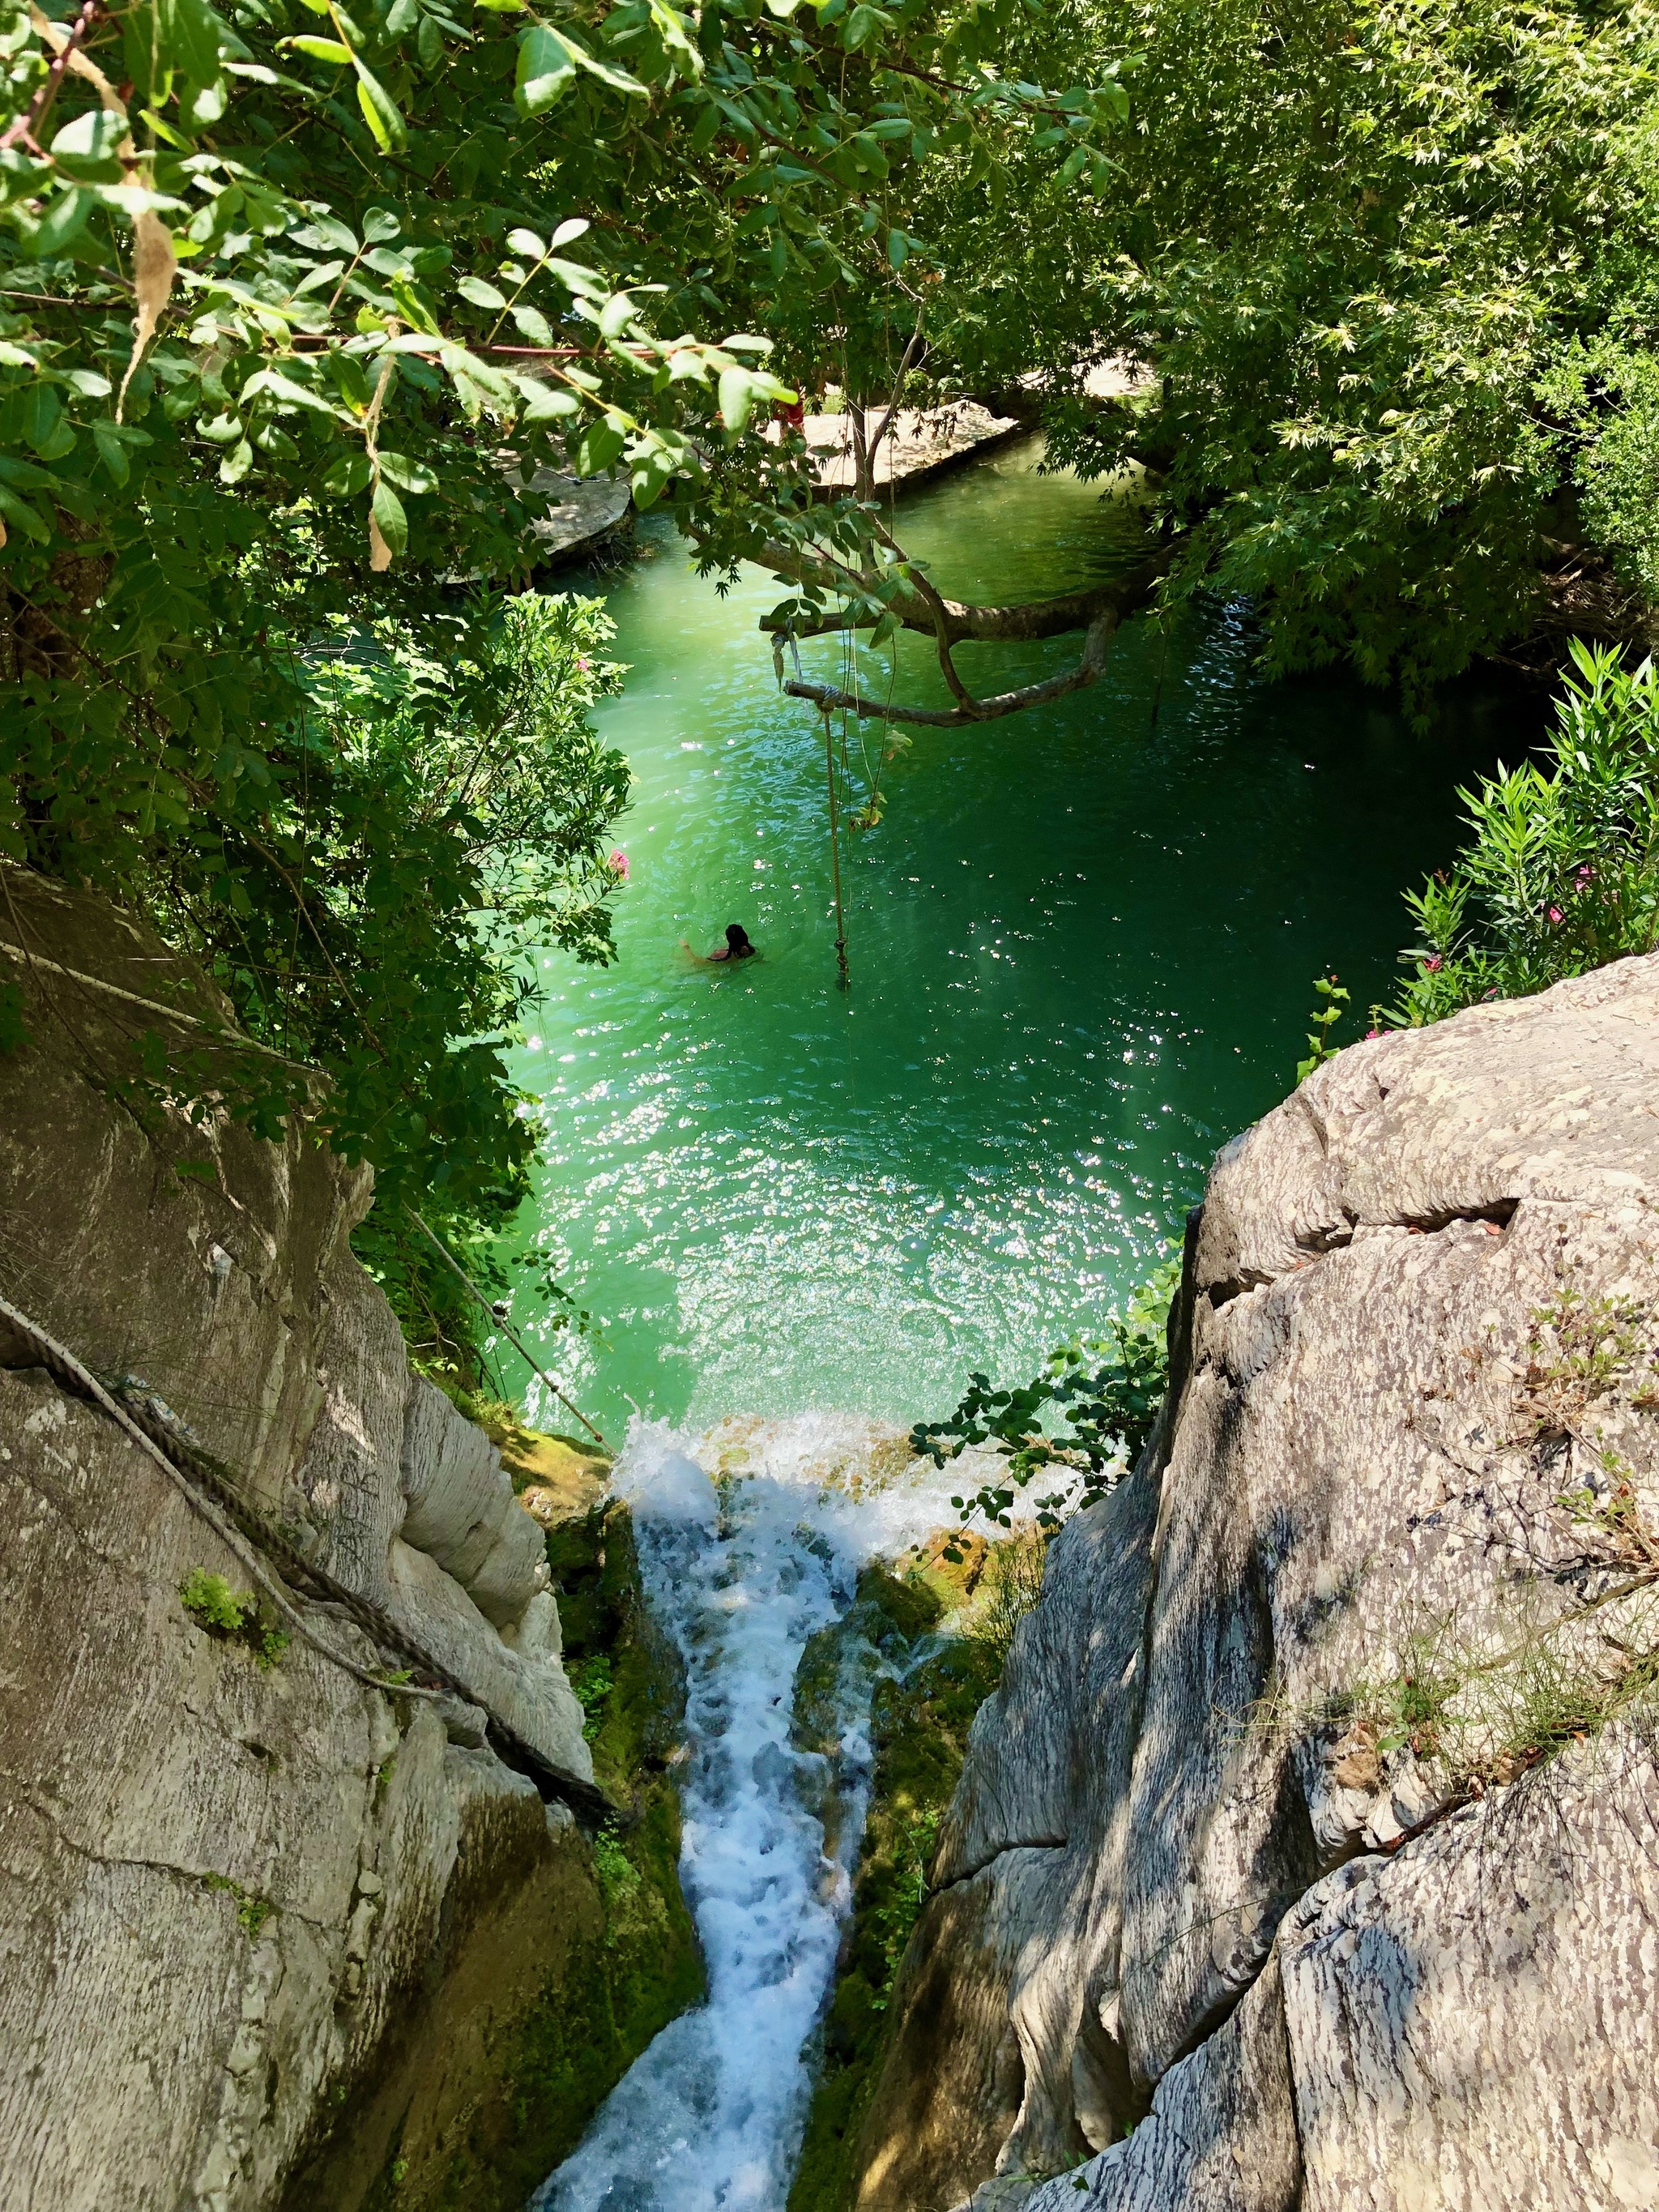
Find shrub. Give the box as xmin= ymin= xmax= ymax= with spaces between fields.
xmin=1393 ymin=638 xmax=1659 ymax=1026
xmin=912 ymin=1252 xmax=1181 ymax=1537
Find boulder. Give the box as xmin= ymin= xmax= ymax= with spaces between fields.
xmin=851 ymin=952 xmax=1659 ymax=2211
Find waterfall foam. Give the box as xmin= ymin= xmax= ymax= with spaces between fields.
xmin=533 ymin=1413 xmax=993 ymax=2212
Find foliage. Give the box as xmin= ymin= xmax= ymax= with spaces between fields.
xmin=865 ymin=1802 xmax=937 ymax=2004
xmin=178 ymin=1564 xmax=289 ymax=1664
xmin=1041 ymin=0 xmax=1659 ymax=711
xmin=203 ymin=1868 xmax=276 ymax=1937
xmin=1317 ymin=1586 xmax=1659 ymax=1800
xmin=0 ymin=0 xmax=1128 ymax=1380
xmin=911 ymin=1251 xmax=1179 ymax=1538
xmin=961 ymin=1528 xmax=1046 ymax=1672
xmin=1392 ymin=640 xmax=1659 ymax=1025
xmin=570 ymin=1651 xmax=615 ymax=1741
xmin=1295 ymin=971 xmax=1349 ymax=1083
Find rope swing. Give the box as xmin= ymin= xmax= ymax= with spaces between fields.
xmin=822 ymin=703 xmax=851 ymax=991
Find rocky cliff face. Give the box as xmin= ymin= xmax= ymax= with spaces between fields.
xmin=850 ymin=953 xmax=1659 ymax=2212
xmin=0 ymin=869 xmax=693 ymax=2211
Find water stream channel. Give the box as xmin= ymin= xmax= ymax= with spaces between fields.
xmin=503 ymin=437 xmax=1537 ymax=2207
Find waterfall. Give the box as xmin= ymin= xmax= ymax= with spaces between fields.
xmin=534 ymin=1415 xmax=984 ymax=2212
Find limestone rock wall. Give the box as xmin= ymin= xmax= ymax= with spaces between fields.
xmin=852 ymin=953 xmax=1659 ymax=2212
xmin=0 ymin=869 xmax=614 ymax=2211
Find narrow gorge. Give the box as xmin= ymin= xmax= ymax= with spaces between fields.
xmin=9 ymin=852 xmax=1659 ymax=2212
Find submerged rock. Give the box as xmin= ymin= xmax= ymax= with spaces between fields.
xmin=846 ymin=952 xmax=1659 ymax=2211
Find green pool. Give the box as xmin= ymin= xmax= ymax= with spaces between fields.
xmin=498 ymin=438 xmax=1533 ymax=1444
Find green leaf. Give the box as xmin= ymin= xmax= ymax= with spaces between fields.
xmin=510 ymin=303 xmax=555 ymax=345
xmin=561 ymin=26 xmax=647 ymax=96
xmin=147 ymin=0 xmax=228 ymax=92
xmin=386 ymin=0 xmax=420 ymax=33
xmin=417 ymin=13 xmax=442 ymax=65
xmin=389 ymin=274 xmax=441 ymax=335
xmin=647 ymin=0 xmax=702 ymax=79
xmin=598 ymin=292 xmax=636 ymax=338
xmin=573 ymin=416 xmax=627 ymax=474
xmin=92 ymin=420 xmax=132 ymax=485
xmin=285 ymin=34 xmax=353 ymax=62
xmin=243 ymin=369 xmax=346 ymax=417
xmin=371 ymin=476 xmax=407 ymax=554
xmin=551 ymin=217 xmax=590 ymax=248
xmin=630 ymin=451 xmax=672 ymax=507
xmin=458 ymin=275 xmax=508 ymax=310
xmin=515 ymin=24 xmax=578 ymax=114
xmin=0 ymin=483 xmax=51 ymax=543
xmin=51 ymin=110 xmax=126 ymax=165
xmin=20 ymin=385 xmax=62 ymax=455
xmin=508 ymin=227 xmax=546 ymax=258
xmin=294 ymin=214 xmax=358 ymax=254
xmin=377 ymin=449 xmax=437 ymax=493
xmin=512 ymin=374 xmax=579 ymax=420
xmin=354 ymin=59 xmax=407 ymax=150
xmin=322 ymin=449 xmax=373 ymax=494
xmin=22 ymin=188 xmax=93 ymax=258
xmin=718 ymin=365 xmax=754 ymax=435
xmin=220 ymin=437 xmax=254 ymax=483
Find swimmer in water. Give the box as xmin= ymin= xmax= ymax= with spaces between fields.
xmin=681 ymin=923 xmax=757 ymax=963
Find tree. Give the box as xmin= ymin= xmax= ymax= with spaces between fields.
xmin=0 ymin=0 xmax=1124 ymax=1375
xmin=702 ymin=0 xmax=1659 ymax=733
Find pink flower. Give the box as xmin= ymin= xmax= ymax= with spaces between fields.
xmin=576 ymin=655 xmax=591 ymax=672
xmin=1366 ymin=1027 xmax=1380 ymax=1040
xmin=1547 ymin=906 xmax=1564 ymax=924
xmin=1424 ymin=954 xmax=1443 ymax=972
xmin=608 ymin=848 xmax=629 ymax=882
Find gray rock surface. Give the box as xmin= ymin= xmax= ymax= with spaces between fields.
xmin=854 ymin=953 xmax=1659 ymax=2211
xmin=0 ymin=868 xmax=597 ymax=2210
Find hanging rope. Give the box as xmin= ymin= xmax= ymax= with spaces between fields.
xmin=405 ymin=1207 xmax=608 ymax=1450
xmin=0 ymin=1286 xmax=616 ymax=1823
xmin=822 ymin=706 xmax=851 ymax=991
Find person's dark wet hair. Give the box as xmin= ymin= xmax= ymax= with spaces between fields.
xmin=726 ymin=924 xmax=755 ymax=957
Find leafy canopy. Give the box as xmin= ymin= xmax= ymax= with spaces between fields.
xmin=1040 ymin=0 xmax=1659 ymax=708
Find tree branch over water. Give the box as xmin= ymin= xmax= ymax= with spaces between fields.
xmin=757 ymin=534 xmax=1172 ymax=729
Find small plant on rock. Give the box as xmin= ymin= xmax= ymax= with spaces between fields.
xmin=178 ymin=1569 xmax=290 ymax=1670
xmin=1392 ymin=639 xmax=1659 ymax=1026
xmin=1296 ymin=973 xmax=1350 ymax=1083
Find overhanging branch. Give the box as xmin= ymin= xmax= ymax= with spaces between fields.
xmin=761 ymin=543 xmax=1172 ymax=728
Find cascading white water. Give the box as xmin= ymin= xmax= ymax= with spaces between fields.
xmin=534 ymin=1415 xmax=998 ymax=2212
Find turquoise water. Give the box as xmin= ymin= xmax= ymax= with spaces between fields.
xmin=498 ymin=439 xmax=1533 ymax=1445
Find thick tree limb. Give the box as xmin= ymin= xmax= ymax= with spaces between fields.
xmin=781 ymin=604 xmax=1128 ymax=728
xmin=761 ymin=541 xmax=1171 ymax=728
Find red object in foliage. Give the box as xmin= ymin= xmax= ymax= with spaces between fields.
xmin=776 ymin=398 xmax=806 ymax=431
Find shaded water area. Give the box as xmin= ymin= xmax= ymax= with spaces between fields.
xmin=499 ymin=436 xmax=1533 ymax=1441
xmin=504 ymin=438 xmax=1539 ymax=2207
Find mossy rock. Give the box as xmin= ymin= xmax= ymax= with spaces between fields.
xmin=787 ymin=1585 xmax=1004 ymax=2212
